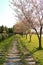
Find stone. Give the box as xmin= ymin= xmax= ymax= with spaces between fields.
xmin=27 ymin=61 xmax=36 ymax=65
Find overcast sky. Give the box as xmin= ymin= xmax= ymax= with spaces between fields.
xmin=0 ymin=0 xmax=17 ymax=28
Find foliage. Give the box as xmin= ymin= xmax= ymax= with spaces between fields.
xmin=0 ymin=25 xmax=14 ymax=42
xmin=8 ymin=28 xmax=13 ymax=33
xmin=0 ymin=25 xmax=4 ymax=33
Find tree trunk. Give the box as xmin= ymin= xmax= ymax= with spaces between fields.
xmin=29 ymin=34 xmax=32 ymax=42
xmin=34 ymin=26 xmax=42 ymax=49
xmin=26 ymin=34 xmax=27 ymax=39
xmin=39 ymin=37 xmax=42 ymax=49
xmin=38 ymin=26 xmax=42 ymax=49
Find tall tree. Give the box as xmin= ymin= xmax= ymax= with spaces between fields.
xmin=10 ymin=0 xmax=43 ymax=49
xmin=8 ymin=28 xmax=13 ymax=33
xmin=0 ymin=25 xmax=4 ymax=33
xmin=3 ymin=26 xmax=8 ymax=33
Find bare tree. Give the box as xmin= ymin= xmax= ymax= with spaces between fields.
xmin=10 ymin=0 xmax=43 ymax=49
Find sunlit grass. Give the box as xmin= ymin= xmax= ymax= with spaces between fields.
xmin=16 ymin=34 xmax=43 ymax=65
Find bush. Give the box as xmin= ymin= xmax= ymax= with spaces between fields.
xmin=8 ymin=33 xmax=13 ymax=37
xmin=0 ymin=33 xmax=8 ymax=41
xmin=0 ymin=33 xmax=13 ymax=42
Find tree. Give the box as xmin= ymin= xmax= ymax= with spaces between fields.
xmin=0 ymin=25 xmax=4 ymax=33
xmin=10 ymin=0 xmax=43 ymax=49
xmin=13 ymin=22 xmax=27 ymax=35
xmin=13 ymin=21 xmax=32 ymax=41
xmin=8 ymin=28 xmax=13 ymax=33
xmin=3 ymin=26 xmax=8 ymax=33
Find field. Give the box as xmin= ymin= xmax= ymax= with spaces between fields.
xmin=0 ymin=35 xmax=14 ymax=65
xmin=16 ymin=34 xmax=43 ymax=65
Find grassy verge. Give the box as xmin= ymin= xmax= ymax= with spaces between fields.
xmin=15 ymin=34 xmax=43 ymax=65
xmin=0 ymin=35 xmax=15 ymax=65
xmin=17 ymin=40 xmax=26 ymax=65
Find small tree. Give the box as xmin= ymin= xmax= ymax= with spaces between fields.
xmin=13 ymin=21 xmax=31 ymax=39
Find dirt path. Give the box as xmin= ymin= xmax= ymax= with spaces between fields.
xmin=4 ymin=41 xmax=23 ymax=65
xmin=3 ymin=40 xmax=36 ymax=65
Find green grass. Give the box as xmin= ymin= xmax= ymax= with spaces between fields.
xmin=16 ymin=34 xmax=43 ymax=65
xmin=0 ymin=35 xmax=15 ymax=65
xmin=17 ymin=36 xmax=26 ymax=65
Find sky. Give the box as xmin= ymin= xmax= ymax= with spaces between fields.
xmin=0 ymin=0 xmax=43 ymax=28
xmin=0 ymin=0 xmax=17 ymax=28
